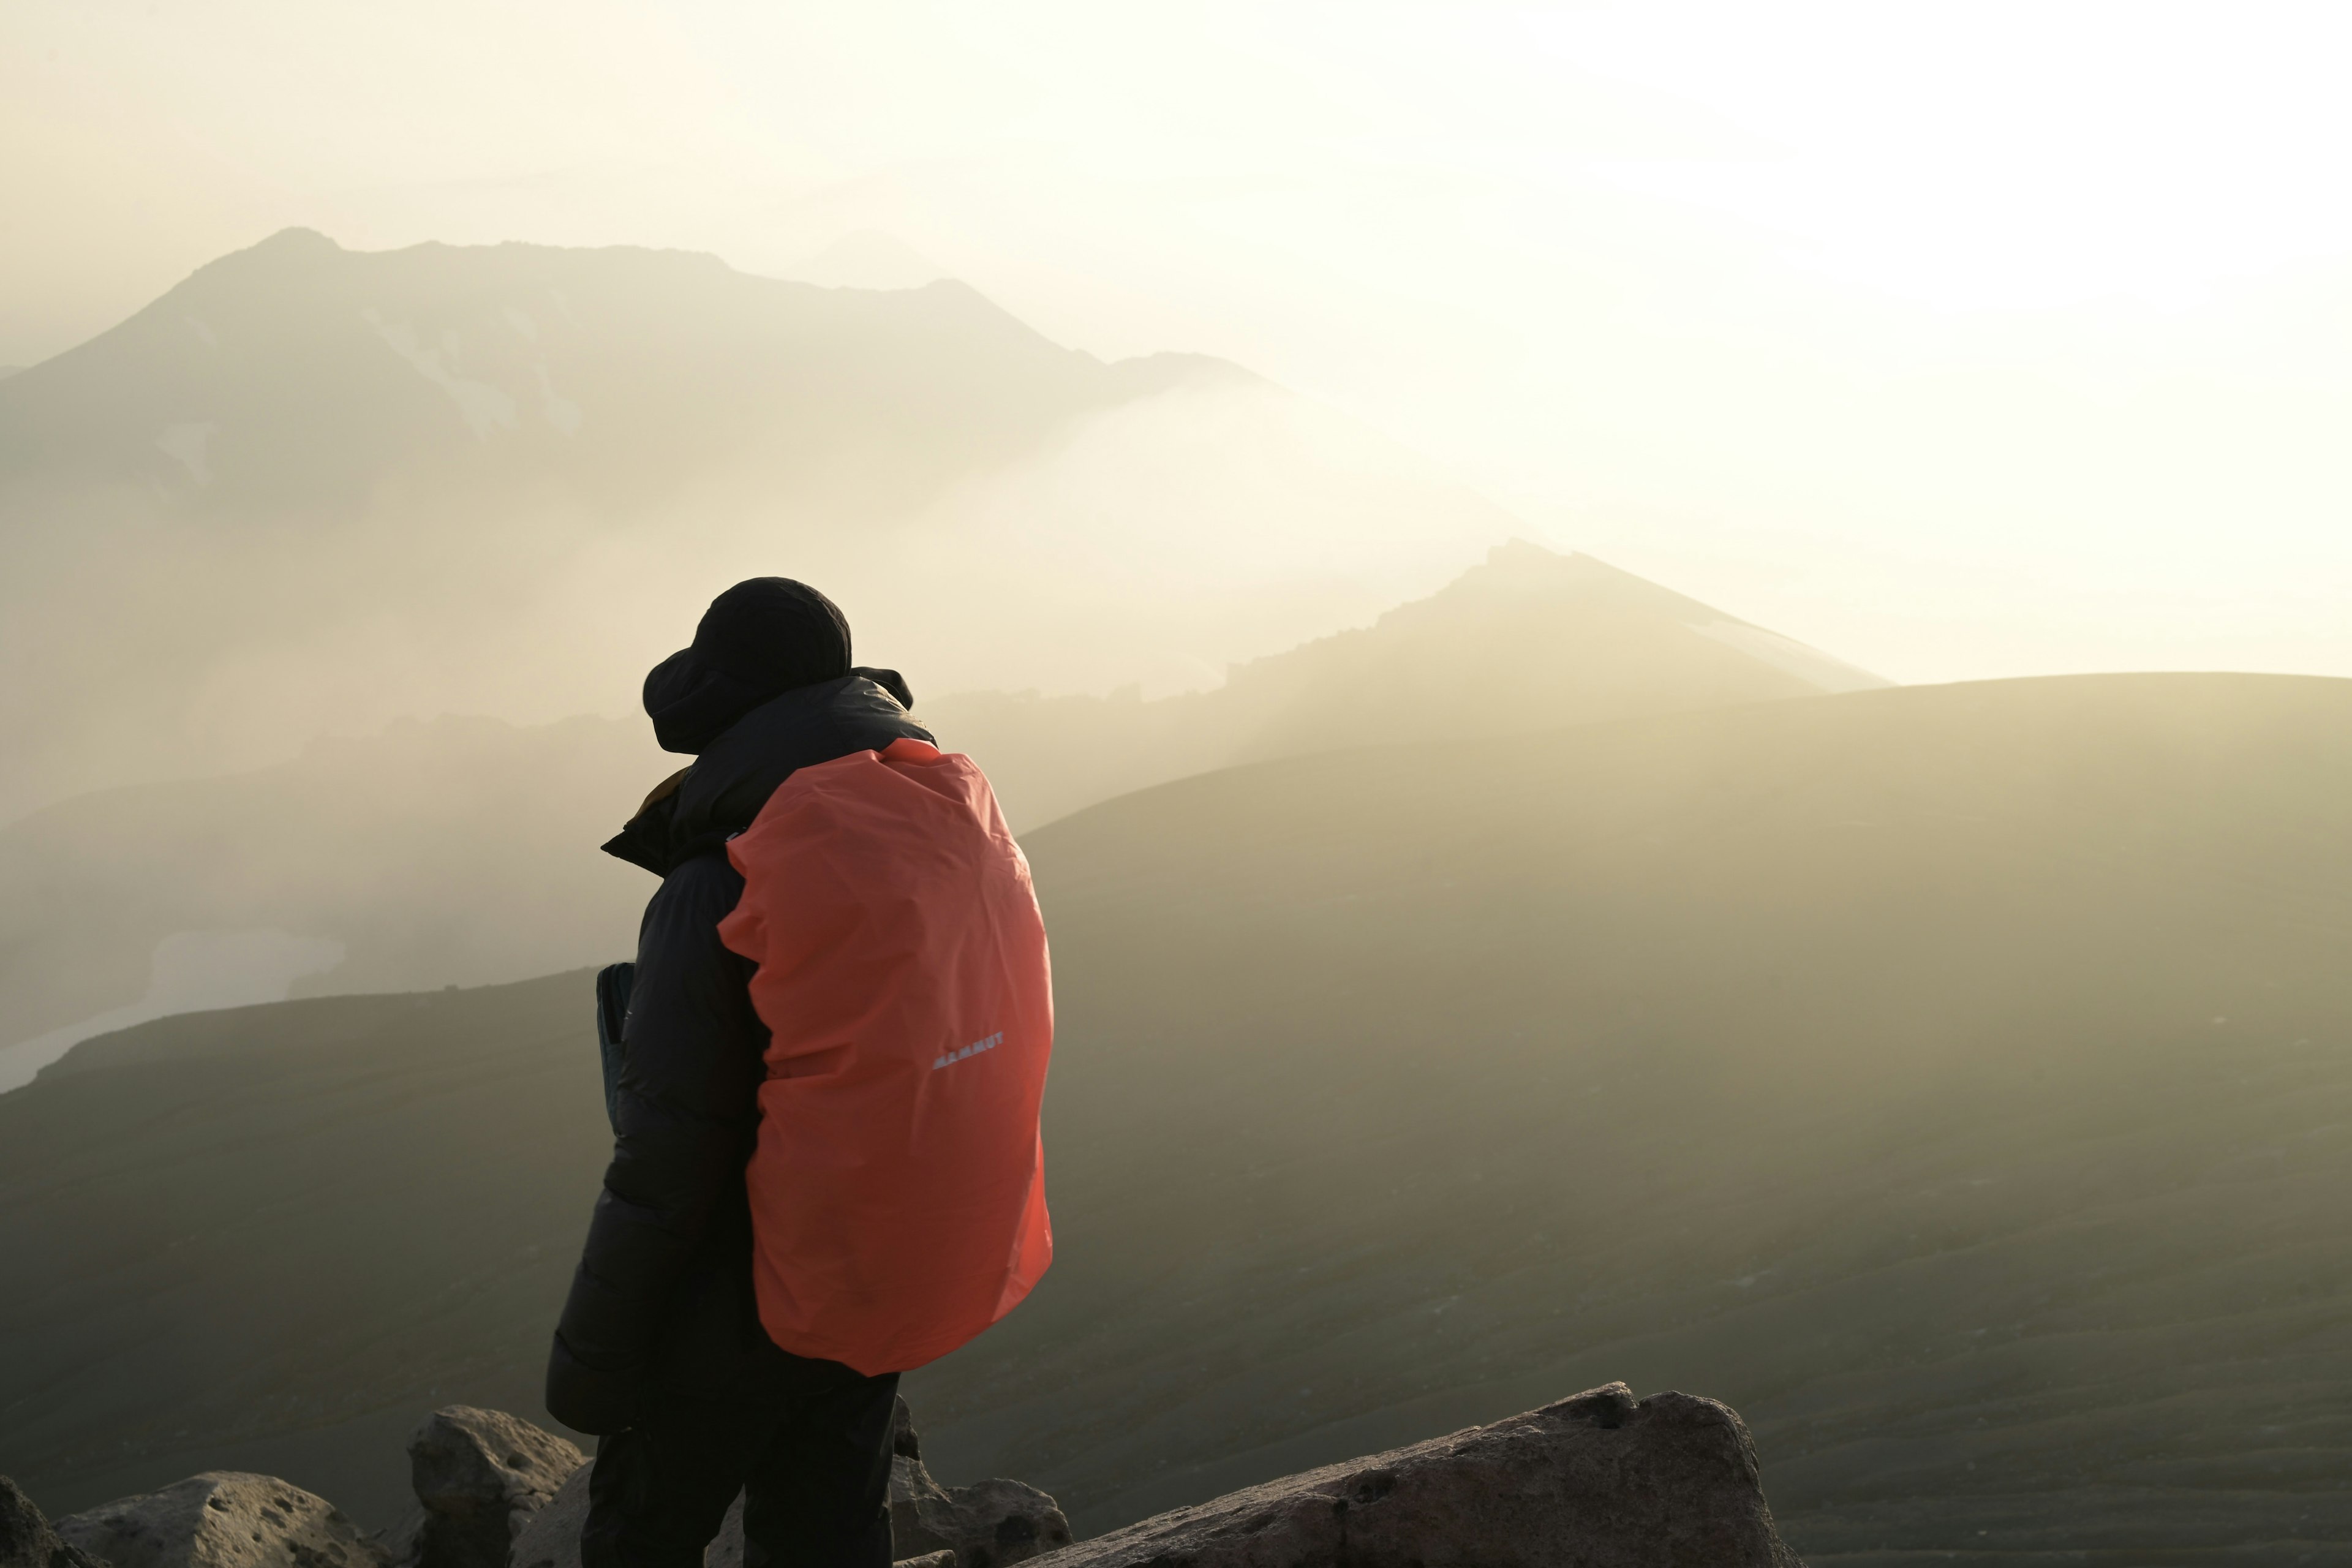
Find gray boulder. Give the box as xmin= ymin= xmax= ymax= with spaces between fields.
xmin=1 ymin=1477 xmax=106 ymax=1568
xmin=889 ymin=1472 xmax=1070 ymax=1568
xmin=889 ymin=1401 xmax=1068 ymax=1568
xmin=53 ymin=1472 xmax=383 ymax=1568
xmin=403 ymin=1407 xmax=585 ymax=1568
xmin=888 ymin=1399 xmax=1071 ymax=1568
xmin=499 ymin=1464 xmax=602 ymax=1568
xmin=1043 ymin=1384 xmax=1801 ymax=1568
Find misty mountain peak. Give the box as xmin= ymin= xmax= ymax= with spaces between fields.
xmin=183 ymin=226 xmax=345 ymax=289
xmin=252 ymin=225 xmax=343 ymax=254
xmin=780 ymin=230 xmax=949 ymax=291
xmin=0 ymin=228 xmax=1357 ymax=816
xmin=1342 ymin=538 xmax=1706 ymax=638
xmin=1392 ymin=538 xmax=1890 ymax=695
xmin=1436 ymin=538 xmax=1721 ymax=617
xmin=913 ymin=541 xmax=1893 ymax=829
xmin=0 ymin=230 xmax=1245 ymax=527
xmin=1223 ymin=540 xmax=1885 ymax=701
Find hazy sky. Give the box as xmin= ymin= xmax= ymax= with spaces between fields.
xmin=9 ymin=0 xmax=2352 ymax=683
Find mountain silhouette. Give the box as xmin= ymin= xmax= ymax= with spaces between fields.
xmin=779 ymin=231 xmax=952 ymax=291
xmin=0 ymin=544 xmax=1874 ymax=1062
xmin=927 ymin=538 xmax=1886 ymax=827
xmin=0 ymin=227 xmax=1216 ymax=517
xmin=0 ymin=229 xmax=1510 ymax=814
xmin=2 ymin=673 xmax=2345 ymax=1562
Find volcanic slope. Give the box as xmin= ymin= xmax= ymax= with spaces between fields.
xmin=930 ymin=669 xmax=2352 ymax=1564
xmin=0 ymin=542 xmax=1871 ymax=1057
xmin=2 ymin=673 xmax=2347 ymax=1566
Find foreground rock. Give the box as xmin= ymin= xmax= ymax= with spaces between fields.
xmin=1 ymin=1477 xmax=106 ymax=1568
xmin=29 ymin=1384 xmax=1792 ymax=1568
xmin=53 ymin=1472 xmax=383 ymax=1568
xmin=888 ymin=1401 xmax=1071 ymax=1568
xmin=1047 ymin=1384 xmax=1800 ymax=1568
xmin=889 ymin=1475 xmax=1068 ymax=1568
xmin=405 ymin=1406 xmax=586 ymax=1568
xmin=509 ymin=1400 xmax=1067 ymax=1568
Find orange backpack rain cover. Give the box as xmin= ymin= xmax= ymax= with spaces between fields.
xmin=718 ymin=738 xmax=1053 ymax=1375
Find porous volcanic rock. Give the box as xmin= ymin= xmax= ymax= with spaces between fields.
xmin=889 ymin=1401 xmax=1071 ymax=1568
xmin=1044 ymin=1384 xmax=1801 ymax=1568
xmin=53 ymin=1472 xmax=384 ymax=1568
xmin=890 ymin=1474 xmax=1071 ymax=1568
xmin=1 ymin=1477 xmax=107 ymax=1568
xmin=405 ymin=1406 xmax=585 ymax=1568
xmin=503 ymin=1468 xmax=610 ymax=1568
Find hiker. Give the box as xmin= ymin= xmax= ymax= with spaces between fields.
xmin=548 ymin=578 xmax=1054 ymax=1568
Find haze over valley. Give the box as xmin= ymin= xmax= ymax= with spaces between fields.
xmin=9 ymin=11 xmax=2352 ymax=1561
xmin=0 ymin=530 xmax=1882 ymax=1079
xmin=0 ymin=230 xmax=1509 ymax=818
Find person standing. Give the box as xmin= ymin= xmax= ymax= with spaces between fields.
xmin=549 ymin=578 xmax=1054 ymax=1568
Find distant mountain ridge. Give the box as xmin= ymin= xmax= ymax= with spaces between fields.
xmin=0 ymin=226 xmax=1230 ymax=519
xmin=0 ymin=228 xmax=1512 ymax=816
xmin=0 ymin=542 xmax=1877 ymax=1063
xmin=925 ymin=539 xmax=1887 ymax=827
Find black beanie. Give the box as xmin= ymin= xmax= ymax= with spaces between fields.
xmin=644 ymin=578 xmax=853 ymax=753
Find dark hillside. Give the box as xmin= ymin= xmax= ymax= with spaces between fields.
xmin=948 ymin=669 xmax=2352 ymax=1562
xmin=3 ymin=673 xmax=2348 ymax=1562
xmin=0 ymin=974 xmax=606 ymax=1514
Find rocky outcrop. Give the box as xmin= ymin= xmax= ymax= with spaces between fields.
xmin=887 ymin=1401 xmax=1071 ymax=1568
xmin=52 ymin=1472 xmax=383 ymax=1568
xmin=509 ymin=1400 xmax=1068 ymax=1568
xmin=404 ymin=1406 xmax=585 ymax=1568
xmin=890 ymin=1474 xmax=1070 ymax=1568
xmin=26 ymin=1384 xmax=1798 ymax=1568
xmin=1 ymin=1477 xmax=106 ymax=1568
xmin=500 ymin=1468 xmax=587 ymax=1568
xmin=1044 ymin=1384 xmax=1801 ymax=1568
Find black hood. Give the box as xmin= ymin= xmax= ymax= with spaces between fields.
xmin=645 ymin=578 xmax=856 ymax=755
xmin=604 ymin=671 xmax=932 ymax=876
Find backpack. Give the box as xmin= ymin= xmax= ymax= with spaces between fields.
xmin=718 ymin=737 xmax=1054 ymax=1374
xmin=592 ymin=960 xmax=633 ymax=1133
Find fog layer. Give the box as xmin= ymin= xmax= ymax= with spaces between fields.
xmin=0 ymin=541 xmax=1874 ymax=1054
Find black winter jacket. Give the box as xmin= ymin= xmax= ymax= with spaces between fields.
xmin=546 ymin=673 xmax=932 ymax=1434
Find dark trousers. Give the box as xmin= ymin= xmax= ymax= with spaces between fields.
xmin=581 ymin=1362 xmax=902 ymax=1568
